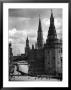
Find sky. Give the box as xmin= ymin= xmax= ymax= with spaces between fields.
xmin=8 ymin=9 xmax=62 ymax=56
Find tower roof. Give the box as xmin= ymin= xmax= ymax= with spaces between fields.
xmin=46 ymin=9 xmax=57 ymax=42
xmin=37 ymin=15 xmax=43 ymax=49
xmin=26 ymin=36 xmax=29 ymax=46
xmin=26 ymin=36 xmax=29 ymax=41
xmin=25 ymin=36 xmax=30 ymax=53
xmin=38 ymin=15 xmax=42 ymax=32
xmin=51 ymin=9 xmax=54 ymax=18
xmin=50 ymin=9 xmax=54 ymax=23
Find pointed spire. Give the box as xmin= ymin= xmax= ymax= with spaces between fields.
xmin=50 ymin=9 xmax=54 ymax=26
xmin=46 ymin=9 xmax=57 ymax=41
xmin=51 ymin=9 xmax=54 ymax=18
xmin=37 ymin=14 xmax=43 ymax=49
xmin=38 ymin=14 xmax=42 ymax=31
xmin=25 ymin=36 xmax=30 ymax=55
xmin=26 ymin=36 xmax=29 ymax=41
xmin=26 ymin=36 xmax=29 ymax=47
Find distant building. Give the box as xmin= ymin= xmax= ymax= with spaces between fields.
xmin=9 ymin=42 xmax=13 ymax=64
xmin=25 ymin=36 xmax=30 ymax=57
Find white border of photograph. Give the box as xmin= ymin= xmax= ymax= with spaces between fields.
xmin=3 ymin=3 xmax=68 ymax=87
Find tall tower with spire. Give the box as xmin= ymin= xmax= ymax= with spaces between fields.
xmin=37 ymin=16 xmax=43 ymax=49
xmin=44 ymin=10 xmax=62 ymax=75
xmin=25 ymin=36 xmax=30 ymax=56
xmin=47 ymin=9 xmax=57 ymax=44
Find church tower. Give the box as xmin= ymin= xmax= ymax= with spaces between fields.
xmin=37 ymin=16 xmax=43 ymax=49
xmin=44 ymin=10 xmax=62 ymax=75
xmin=46 ymin=9 xmax=57 ymax=45
xmin=25 ymin=36 xmax=30 ymax=56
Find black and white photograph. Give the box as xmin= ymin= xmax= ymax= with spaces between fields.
xmin=3 ymin=3 xmax=68 ymax=87
xmin=9 ymin=8 xmax=62 ymax=81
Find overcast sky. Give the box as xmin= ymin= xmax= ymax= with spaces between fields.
xmin=8 ymin=9 xmax=62 ymax=56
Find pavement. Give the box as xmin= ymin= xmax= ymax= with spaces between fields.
xmin=10 ymin=75 xmax=60 ymax=81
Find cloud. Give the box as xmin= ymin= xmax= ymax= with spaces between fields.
xmin=9 ymin=28 xmax=37 ymax=55
xmin=54 ymin=18 xmax=62 ymax=29
xmin=9 ymin=38 xmax=13 ymax=42
xmin=9 ymin=28 xmax=16 ymax=36
xmin=9 ymin=9 xmax=62 ymax=55
xmin=42 ymin=18 xmax=50 ymax=26
xmin=9 ymin=28 xmax=27 ymax=44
